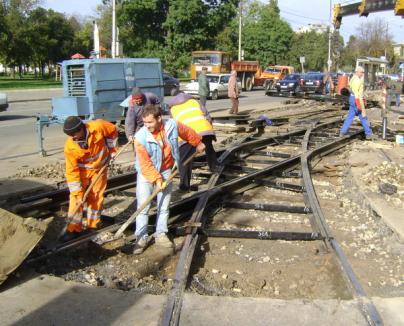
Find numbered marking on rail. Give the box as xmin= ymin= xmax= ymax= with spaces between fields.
xmin=258 ymin=231 xmax=270 ymax=239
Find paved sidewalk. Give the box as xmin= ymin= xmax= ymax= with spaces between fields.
xmin=1 ymin=275 xmax=403 ymax=325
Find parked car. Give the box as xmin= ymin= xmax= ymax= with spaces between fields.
xmin=0 ymin=92 xmax=8 ymax=112
xmin=184 ymin=73 xmax=242 ymax=100
xmin=275 ymin=73 xmax=303 ymax=95
xmin=163 ymin=73 xmax=180 ymax=96
xmin=301 ymin=73 xmax=325 ymax=93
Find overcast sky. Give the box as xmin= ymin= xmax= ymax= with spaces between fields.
xmin=44 ymin=0 xmax=404 ymax=44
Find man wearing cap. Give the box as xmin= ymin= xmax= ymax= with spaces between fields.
xmin=198 ymin=66 xmax=210 ymax=108
xmin=340 ymin=66 xmax=376 ymax=140
xmin=124 ymin=87 xmax=160 ymax=142
xmin=61 ymin=116 xmax=118 ymax=241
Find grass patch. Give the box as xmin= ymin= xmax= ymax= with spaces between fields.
xmin=0 ymin=76 xmax=62 ymax=89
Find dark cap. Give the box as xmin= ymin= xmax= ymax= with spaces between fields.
xmin=202 ymin=66 xmax=208 ymax=71
xmin=63 ymin=116 xmax=84 ymax=136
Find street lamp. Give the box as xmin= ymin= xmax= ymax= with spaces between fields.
xmin=112 ymin=0 xmax=116 ymax=58
xmin=238 ymin=0 xmax=242 ymax=61
xmin=327 ymin=0 xmax=332 ymax=72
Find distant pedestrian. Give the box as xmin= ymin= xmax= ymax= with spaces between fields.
xmin=198 ymin=66 xmax=210 ymax=109
xmin=391 ymin=79 xmax=402 ymax=107
xmin=340 ymin=66 xmax=375 ymax=140
xmin=228 ymin=70 xmax=239 ymax=114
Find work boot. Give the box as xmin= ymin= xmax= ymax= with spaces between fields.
xmin=365 ymin=134 xmax=377 ymax=141
xmin=133 ymin=235 xmax=148 ymax=255
xmin=59 ymin=231 xmax=81 ymax=243
xmin=339 ymin=132 xmax=345 ymax=137
xmin=155 ymin=233 xmax=174 ymax=249
xmin=228 ymin=110 xmax=234 ymax=114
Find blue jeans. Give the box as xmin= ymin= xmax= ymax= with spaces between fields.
xmin=340 ymin=96 xmax=372 ymax=136
xmin=135 ymin=169 xmax=173 ymax=238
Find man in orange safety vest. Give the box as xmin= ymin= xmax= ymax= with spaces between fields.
xmin=61 ymin=116 xmax=118 ymax=242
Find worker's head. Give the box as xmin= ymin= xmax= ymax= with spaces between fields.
xmin=142 ymin=104 xmax=163 ymax=133
xmin=355 ymin=66 xmax=364 ymax=78
xmin=63 ymin=116 xmax=85 ymax=141
xmin=131 ymin=87 xmax=146 ymax=106
xmin=202 ymin=67 xmax=208 ymax=74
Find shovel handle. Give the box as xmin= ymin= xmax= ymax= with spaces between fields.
xmin=114 ymin=152 xmax=198 ymax=239
xmin=57 ymin=140 xmax=133 ymax=240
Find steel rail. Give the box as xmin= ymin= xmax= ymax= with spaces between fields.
xmin=160 ymin=118 xmax=358 ymax=326
xmin=300 ymin=128 xmax=383 ymax=326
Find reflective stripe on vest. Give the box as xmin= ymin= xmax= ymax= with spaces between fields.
xmin=170 ymin=99 xmax=212 ymax=141
xmin=78 ymin=154 xmax=109 ymax=169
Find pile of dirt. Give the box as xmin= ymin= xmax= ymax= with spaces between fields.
xmin=13 ymin=162 xmax=66 ymax=180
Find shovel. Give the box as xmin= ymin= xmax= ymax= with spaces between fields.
xmin=114 ymin=152 xmax=197 ymax=239
xmin=57 ymin=140 xmax=133 ymax=240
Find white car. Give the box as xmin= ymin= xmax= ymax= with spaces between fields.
xmin=184 ymin=73 xmax=241 ymax=100
xmin=0 ymin=92 xmax=8 ymax=112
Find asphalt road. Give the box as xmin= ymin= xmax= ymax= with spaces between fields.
xmin=0 ymin=89 xmax=283 ymax=178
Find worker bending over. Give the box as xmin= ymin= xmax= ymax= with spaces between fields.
xmin=168 ymin=92 xmax=218 ymax=192
xmin=124 ymin=87 xmax=160 ymax=141
xmin=340 ymin=66 xmax=375 ymax=140
xmin=61 ymin=116 xmax=118 ymax=242
xmin=133 ymin=104 xmax=205 ymax=254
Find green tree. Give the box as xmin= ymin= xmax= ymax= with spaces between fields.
xmin=288 ymin=31 xmax=329 ymax=72
xmin=26 ymin=8 xmax=75 ymax=76
xmin=242 ymin=0 xmax=293 ymax=65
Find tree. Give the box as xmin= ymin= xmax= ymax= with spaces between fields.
xmin=288 ymin=31 xmax=329 ymax=72
xmin=242 ymin=0 xmax=293 ymax=65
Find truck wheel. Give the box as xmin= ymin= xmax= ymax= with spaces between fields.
xmin=246 ymin=77 xmax=253 ymax=91
xmin=265 ymin=80 xmax=273 ymax=91
xmin=211 ymin=90 xmax=218 ymax=100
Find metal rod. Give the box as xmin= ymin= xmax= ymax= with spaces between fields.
xmin=174 ymin=228 xmax=322 ymax=241
xmin=224 ymin=201 xmax=311 ymax=214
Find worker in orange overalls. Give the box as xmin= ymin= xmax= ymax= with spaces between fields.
xmin=61 ymin=116 xmax=118 ymax=242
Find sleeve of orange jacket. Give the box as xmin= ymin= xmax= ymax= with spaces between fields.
xmin=98 ymin=119 xmax=118 ymax=154
xmin=177 ymin=121 xmax=202 ymax=146
xmin=64 ymin=144 xmax=84 ymax=197
xmin=134 ymin=140 xmax=162 ymax=184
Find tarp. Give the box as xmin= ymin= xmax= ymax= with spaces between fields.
xmin=71 ymin=53 xmax=86 ymax=59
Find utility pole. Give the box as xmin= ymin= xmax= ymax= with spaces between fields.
xmin=238 ymin=0 xmax=242 ymax=61
xmin=327 ymin=0 xmax=332 ymax=72
xmin=111 ymin=0 xmax=116 ymax=58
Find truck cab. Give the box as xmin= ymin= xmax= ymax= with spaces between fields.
xmin=260 ymin=65 xmax=295 ymax=90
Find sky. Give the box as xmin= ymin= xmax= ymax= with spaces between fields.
xmin=43 ymin=0 xmax=404 ymax=44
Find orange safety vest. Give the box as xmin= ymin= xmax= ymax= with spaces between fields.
xmin=170 ymin=98 xmax=213 ymax=143
xmin=64 ymin=119 xmax=118 ymax=195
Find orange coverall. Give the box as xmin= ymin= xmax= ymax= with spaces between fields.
xmin=64 ymin=119 xmax=118 ymax=232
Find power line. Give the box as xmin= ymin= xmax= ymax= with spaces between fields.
xmin=281 ymin=8 xmax=328 ymax=23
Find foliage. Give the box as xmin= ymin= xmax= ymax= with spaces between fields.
xmin=288 ymin=31 xmax=329 ymax=72
xmin=242 ymin=0 xmax=293 ymax=66
xmin=0 ymin=0 xmax=398 ymax=79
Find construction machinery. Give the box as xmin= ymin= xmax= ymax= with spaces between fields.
xmin=333 ymin=0 xmax=404 ymax=29
xmin=36 ymin=58 xmax=164 ymax=156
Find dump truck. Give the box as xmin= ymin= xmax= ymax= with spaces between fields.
xmin=190 ymin=51 xmax=294 ymax=91
xmin=231 ymin=61 xmax=295 ymax=92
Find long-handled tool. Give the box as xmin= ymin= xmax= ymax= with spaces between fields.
xmin=57 ymin=140 xmax=133 ymax=240
xmin=114 ymin=152 xmax=197 ymax=239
